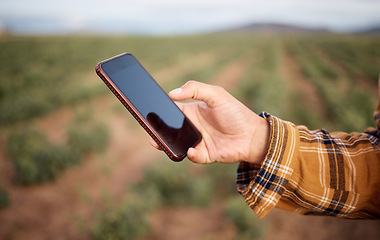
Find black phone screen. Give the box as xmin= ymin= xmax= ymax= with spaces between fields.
xmin=101 ymin=53 xmax=201 ymax=157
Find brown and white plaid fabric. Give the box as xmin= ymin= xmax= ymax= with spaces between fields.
xmin=237 ymin=78 xmax=380 ymax=219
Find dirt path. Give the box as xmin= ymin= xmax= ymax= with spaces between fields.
xmin=281 ymin=48 xmax=327 ymax=118
xmin=153 ymin=51 xmax=218 ymax=84
xmin=146 ymin=204 xmax=236 ymax=240
xmin=210 ymin=56 xmax=251 ymax=89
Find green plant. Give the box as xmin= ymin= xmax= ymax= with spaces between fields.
xmin=67 ymin=122 xmax=109 ymax=155
xmin=6 ymin=127 xmax=76 ymax=184
xmin=91 ymin=160 xmax=214 ymax=240
xmin=6 ymin=121 xmax=109 ymax=185
xmin=91 ymin=198 xmax=150 ymax=240
xmin=204 ymin=163 xmax=238 ymax=197
xmin=0 ymin=183 xmax=10 ymax=208
xmin=289 ymin=38 xmax=377 ymax=132
xmin=225 ymin=196 xmax=265 ymax=240
xmin=138 ymin=161 xmax=212 ymax=207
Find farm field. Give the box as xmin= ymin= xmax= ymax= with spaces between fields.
xmin=1 ymin=33 xmax=380 ymax=239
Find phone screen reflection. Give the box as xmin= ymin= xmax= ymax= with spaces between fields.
xmin=147 ymin=112 xmax=200 ymax=155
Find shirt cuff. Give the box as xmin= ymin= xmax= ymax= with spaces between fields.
xmin=236 ymin=113 xmax=299 ymax=218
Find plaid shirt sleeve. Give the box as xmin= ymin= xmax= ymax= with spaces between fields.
xmin=237 ymin=112 xmax=380 ymax=219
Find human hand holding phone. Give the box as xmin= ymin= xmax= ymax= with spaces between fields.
xmin=150 ymin=81 xmax=270 ymax=165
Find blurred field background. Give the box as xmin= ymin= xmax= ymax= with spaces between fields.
xmin=1 ymin=31 xmax=380 ymax=240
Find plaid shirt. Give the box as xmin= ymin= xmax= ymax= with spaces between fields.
xmin=237 ymin=86 xmax=380 ymax=219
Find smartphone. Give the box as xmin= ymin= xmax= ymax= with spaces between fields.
xmin=95 ymin=53 xmax=202 ymax=161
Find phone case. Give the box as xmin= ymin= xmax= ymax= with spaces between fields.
xmin=95 ymin=53 xmax=187 ymax=162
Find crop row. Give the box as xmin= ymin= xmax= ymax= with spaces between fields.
xmin=1 ymin=34 xmax=378 ymax=127
xmin=288 ymin=37 xmax=377 ymax=132
xmin=91 ymin=160 xmax=264 ymax=240
xmin=6 ymin=118 xmax=109 ymax=185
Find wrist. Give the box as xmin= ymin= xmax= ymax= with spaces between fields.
xmin=246 ymin=115 xmax=270 ymax=165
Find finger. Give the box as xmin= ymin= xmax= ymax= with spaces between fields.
xmin=149 ymin=138 xmax=162 ymax=150
xmin=169 ymin=81 xmax=227 ymax=108
xmin=187 ymin=147 xmax=210 ymax=165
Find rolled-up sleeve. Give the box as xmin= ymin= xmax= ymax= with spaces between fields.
xmin=237 ymin=113 xmax=299 ymax=218
xmin=237 ymin=113 xmax=380 ymax=219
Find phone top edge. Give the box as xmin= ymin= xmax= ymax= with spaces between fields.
xmin=100 ymin=52 xmax=131 ymax=63
xmin=96 ymin=52 xmax=131 ymax=69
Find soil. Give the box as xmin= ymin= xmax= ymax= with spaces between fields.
xmin=280 ymin=49 xmax=327 ymax=118
xmin=1 ymin=50 xmax=380 ymax=240
xmin=145 ymin=205 xmax=236 ymax=240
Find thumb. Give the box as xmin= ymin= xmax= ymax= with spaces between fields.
xmin=169 ymin=81 xmax=227 ymax=108
xmin=187 ymin=147 xmax=210 ymax=164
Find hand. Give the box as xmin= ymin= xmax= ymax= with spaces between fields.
xmin=150 ymin=81 xmax=269 ymax=165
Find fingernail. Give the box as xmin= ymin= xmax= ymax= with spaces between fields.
xmin=169 ymin=88 xmax=182 ymax=95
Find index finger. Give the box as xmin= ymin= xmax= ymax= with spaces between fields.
xmin=168 ymin=81 xmax=228 ymax=108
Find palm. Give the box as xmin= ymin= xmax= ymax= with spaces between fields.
xmin=178 ymin=96 xmax=256 ymax=164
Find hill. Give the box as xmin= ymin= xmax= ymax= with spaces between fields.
xmin=221 ymin=22 xmax=332 ymax=34
xmin=219 ymin=22 xmax=380 ymax=35
xmin=356 ymin=26 xmax=380 ymax=34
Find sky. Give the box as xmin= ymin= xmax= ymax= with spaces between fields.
xmin=0 ymin=0 xmax=380 ymax=35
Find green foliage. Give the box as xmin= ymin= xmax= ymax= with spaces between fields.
xmin=91 ymin=199 xmax=150 ymax=240
xmin=237 ymin=38 xmax=286 ymax=116
xmin=6 ymin=121 xmax=109 ymax=185
xmin=91 ymin=160 xmax=218 ymax=239
xmin=0 ymin=183 xmax=10 ymax=208
xmin=289 ymin=38 xmax=377 ymax=132
xmin=226 ymin=196 xmax=265 ymax=240
xmin=6 ymin=127 xmax=76 ymax=184
xmin=0 ymin=37 xmax=105 ymax=125
xmin=0 ymin=35 xmax=256 ymax=126
xmin=315 ymin=36 xmax=380 ymax=81
xmin=90 ymin=156 xmax=254 ymax=239
xmin=67 ymin=122 xmax=109 ymax=155
xmin=137 ymin=161 xmax=212 ymax=207
xmin=204 ymin=163 xmax=238 ymax=197
xmin=1 ymin=34 xmax=378 ymax=132
xmin=67 ymin=107 xmax=110 ymax=157
xmin=284 ymin=92 xmax=324 ymax=130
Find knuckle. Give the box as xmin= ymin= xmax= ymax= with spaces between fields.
xmin=184 ymin=80 xmax=197 ymax=87
xmin=214 ymin=85 xmax=226 ymax=95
